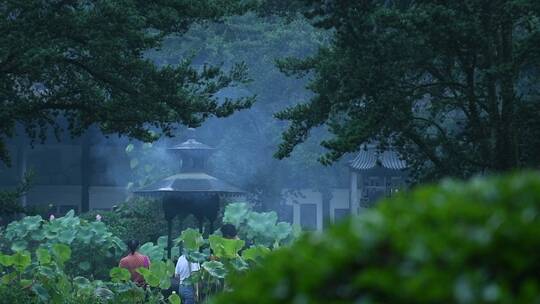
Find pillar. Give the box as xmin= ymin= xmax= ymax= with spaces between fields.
xmin=350 ymin=171 xmax=359 ymax=215
xmin=167 ymin=218 xmax=173 ymax=259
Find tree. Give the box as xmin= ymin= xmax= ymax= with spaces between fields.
xmin=275 ymin=0 xmax=540 ymax=181
xmin=0 ymin=171 xmax=32 ymax=225
xmin=0 ymin=0 xmax=256 ymax=165
xmin=145 ymin=12 xmax=346 ymax=218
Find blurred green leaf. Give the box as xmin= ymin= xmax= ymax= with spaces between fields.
xmin=242 ymin=245 xmax=271 ymax=262
xmin=168 ymin=293 xmax=181 ymax=304
xmin=223 ymin=202 xmax=250 ymax=227
xmin=202 ymin=261 xmax=227 ymax=279
xmin=10 ymin=240 xmax=28 ymax=252
xmin=130 ymin=158 xmax=139 ymax=169
xmin=209 ymin=235 xmax=244 ymax=259
xmin=31 ymin=283 xmax=50 ymax=302
xmin=179 ymin=228 xmax=204 ymax=251
xmin=125 ymin=143 xmax=134 ymax=154
xmin=52 ymin=243 xmax=71 ymax=264
xmin=110 ymin=267 xmax=131 ymax=282
xmin=12 ymin=251 xmax=31 ymax=271
xmin=36 ymin=247 xmax=52 ymax=265
xmin=0 ymin=254 xmax=13 ymax=266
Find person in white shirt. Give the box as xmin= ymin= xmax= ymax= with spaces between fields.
xmin=175 ymin=254 xmax=200 ymax=304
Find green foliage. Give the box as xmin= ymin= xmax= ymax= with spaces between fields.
xmin=177 ymin=228 xmax=205 ymax=251
xmin=223 ymin=202 xmax=297 ymax=247
xmin=137 ymin=260 xmax=175 ymax=290
xmin=0 ymin=241 xmax=175 ymax=303
xmin=0 ymin=0 xmax=255 ymax=166
xmin=209 ymin=235 xmax=245 ymax=259
xmin=157 ymin=11 xmax=337 ymax=213
xmin=165 ymin=203 xmax=300 ymax=302
xmin=0 ymin=171 xmax=33 ymax=223
xmin=109 ymin=267 xmax=132 ymax=283
xmin=242 ymin=245 xmax=271 ymax=263
xmin=202 ymin=260 xmax=228 ymax=280
xmin=139 ymin=242 xmax=166 ymax=264
xmin=3 ymin=210 xmax=125 ymax=279
xmin=82 ymin=198 xmax=197 ymax=246
xmin=212 ymin=172 xmax=540 ymax=303
xmin=168 ymin=292 xmax=181 ymax=304
xmin=276 ymin=0 xmax=540 ymax=181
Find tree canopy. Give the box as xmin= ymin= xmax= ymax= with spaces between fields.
xmin=276 ymin=0 xmax=540 ymax=181
xmin=0 ymin=0 xmax=255 ymax=165
xmin=136 ymin=12 xmax=344 ymax=215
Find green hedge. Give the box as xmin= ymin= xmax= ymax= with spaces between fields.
xmin=212 ymin=172 xmax=540 ymax=304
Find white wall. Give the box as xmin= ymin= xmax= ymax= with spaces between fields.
xmin=26 ymin=185 xmax=127 ymax=212
xmin=284 ymin=188 xmax=350 ymax=231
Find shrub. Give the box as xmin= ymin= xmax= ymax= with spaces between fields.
xmin=82 ymin=198 xmax=197 ymax=245
xmin=212 ymin=172 xmax=540 ymax=304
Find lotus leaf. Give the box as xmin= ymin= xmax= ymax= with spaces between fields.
xmin=95 ymin=287 xmax=114 ymax=300
xmin=272 ymin=222 xmax=292 ymax=243
xmin=10 ymin=240 xmax=27 ymax=252
xmin=137 ymin=267 xmax=160 ymax=287
xmin=139 ymin=242 xmax=164 ymax=262
xmin=12 ymin=251 xmax=31 ymax=271
xmin=37 ymin=266 xmax=56 ymax=279
xmin=209 ymin=235 xmax=244 ymax=259
xmin=1 ymin=272 xmax=17 ymax=284
xmin=52 ymin=243 xmax=71 ymax=264
xmin=30 ymin=229 xmax=46 ymax=241
xmin=22 ymin=215 xmax=42 ymax=231
xmin=20 ymin=279 xmax=32 ymax=288
xmin=0 ymin=254 xmax=13 ymax=266
xmin=223 ymin=202 xmax=250 ymax=227
xmin=186 ymin=250 xmax=210 ymax=263
xmin=246 ymin=211 xmax=278 ymax=240
xmin=230 ymin=257 xmax=249 ymax=271
xmin=179 ymin=228 xmax=204 ymax=251
xmin=202 ymin=261 xmax=227 ymax=279
xmin=36 ymin=248 xmax=51 ymax=265
xmin=31 ymin=283 xmax=50 ymax=302
xmin=242 ymin=245 xmax=271 ymax=262
xmin=157 ymin=235 xmax=168 ymax=247
xmin=168 ymin=293 xmax=181 ymax=304
xmin=110 ymin=267 xmax=131 ymax=282
xmin=58 ymin=229 xmax=76 ymax=244
xmin=78 ymin=227 xmax=93 ymax=244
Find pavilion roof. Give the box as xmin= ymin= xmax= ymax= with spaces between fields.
xmin=133 ymin=172 xmax=244 ymax=196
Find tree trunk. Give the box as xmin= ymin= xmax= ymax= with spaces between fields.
xmin=80 ymin=133 xmax=90 ymax=213
xmin=495 ymin=18 xmax=518 ymax=171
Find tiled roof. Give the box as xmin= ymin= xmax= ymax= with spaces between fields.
xmin=349 ymin=146 xmax=407 ymax=171
xmin=133 ymin=173 xmax=244 ymax=195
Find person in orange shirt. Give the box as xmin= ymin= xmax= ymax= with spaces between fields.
xmin=119 ymin=239 xmax=150 ymax=286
